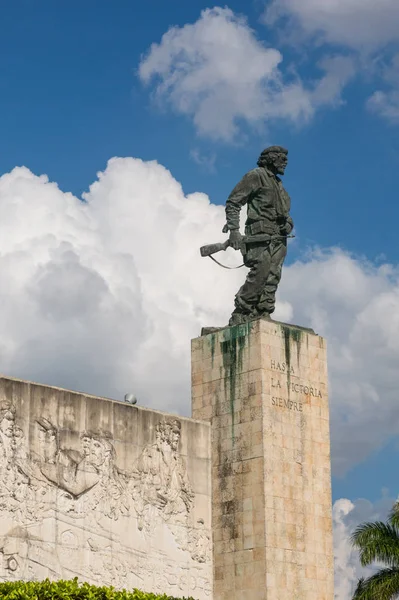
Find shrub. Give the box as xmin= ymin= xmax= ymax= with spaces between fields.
xmin=0 ymin=578 xmax=196 ymax=600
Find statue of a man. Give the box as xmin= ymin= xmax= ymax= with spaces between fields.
xmin=224 ymin=146 xmax=293 ymax=326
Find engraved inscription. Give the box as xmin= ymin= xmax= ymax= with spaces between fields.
xmin=271 ymin=397 xmax=303 ymax=412
xmin=271 ymin=378 xmax=322 ymax=398
xmin=271 ymin=378 xmax=282 ymax=389
xmin=287 ymin=382 xmax=322 ymax=398
xmin=270 ymin=360 xmax=295 ymax=375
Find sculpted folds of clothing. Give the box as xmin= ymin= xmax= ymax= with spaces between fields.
xmin=225 ymin=167 xmax=292 ymax=232
xmin=137 ymin=444 xmax=192 ymax=511
xmin=225 ymin=163 xmax=294 ymax=323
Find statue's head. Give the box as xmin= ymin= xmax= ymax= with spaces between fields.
xmin=257 ymin=146 xmax=288 ymax=175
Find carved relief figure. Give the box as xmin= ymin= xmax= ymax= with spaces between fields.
xmin=35 ymin=418 xmax=99 ymax=498
xmin=188 ymin=519 xmax=211 ymax=564
xmin=34 ymin=420 xmax=129 ymax=521
xmin=0 ymin=401 xmax=17 ymax=462
xmin=0 ymin=401 xmax=32 ymax=519
xmin=134 ymin=419 xmax=194 ymax=540
xmin=0 ymin=402 xmax=212 ymax=598
xmin=77 ymin=430 xmax=130 ymax=521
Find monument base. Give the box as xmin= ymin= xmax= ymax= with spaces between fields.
xmin=191 ymin=318 xmax=334 ymax=600
xmin=201 ymin=317 xmax=315 ymax=337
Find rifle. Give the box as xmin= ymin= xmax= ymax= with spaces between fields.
xmin=200 ymin=233 xmax=295 ymax=269
xmin=200 ymin=233 xmax=294 ymax=256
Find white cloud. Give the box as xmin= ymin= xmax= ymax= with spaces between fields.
xmin=264 ymin=0 xmax=399 ymax=51
xmin=367 ymin=90 xmax=399 ymax=122
xmin=280 ymin=249 xmax=399 ymax=475
xmin=189 ymin=149 xmax=217 ymax=173
xmin=0 ymin=160 xmax=241 ymax=412
xmin=333 ymin=492 xmax=395 ymax=599
xmin=333 ymin=499 xmax=359 ymax=599
xmin=263 ymin=0 xmax=399 ymax=125
xmin=138 ymin=7 xmax=353 ymax=141
xmin=366 ymin=54 xmax=399 ymax=122
xmin=312 ymin=55 xmax=357 ymax=108
xmin=3 ymin=158 xmax=399 ymax=477
xmin=3 ymin=157 xmax=399 ymax=592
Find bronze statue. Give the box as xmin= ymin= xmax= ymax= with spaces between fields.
xmin=201 ymin=146 xmax=293 ymax=326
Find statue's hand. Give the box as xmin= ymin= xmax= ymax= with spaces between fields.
xmin=229 ymin=229 xmax=243 ymax=250
xmin=279 ymin=223 xmax=291 ymax=235
xmin=277 ymin=216 xmax=294 ymax=235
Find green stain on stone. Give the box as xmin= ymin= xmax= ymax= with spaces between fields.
xmin=220 ymin=322 xmax=252 ymax=443
xmin=210 ymin=334 xmax=216 ymax=368
xmin=281 ymin=325 xmax=303 ymax=393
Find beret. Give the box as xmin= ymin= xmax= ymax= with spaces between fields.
xmin=260 ymin=146 xmax=288 ymax=155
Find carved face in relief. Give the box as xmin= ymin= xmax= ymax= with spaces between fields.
xmin=14 ymin=426 xmax=24 ymax=442
xmin=81 ymin=434 xmax=91 ymax=457
xmin=154 ymin=419 xmax=182 ymax=454
xmin=88 ymin=438 xmax=107 ymax=468
xmin=0 ymin=409 xmax=15 ymax=438
xmin=170 ymin=429 xmax=180 ymax=451
xmin=81 ymin=431 xmax=114 ymax=469
xmin=45 ymin=430 xmax=58 ymax=461
xmin=36 ymin=418 xmax=58 ymax=462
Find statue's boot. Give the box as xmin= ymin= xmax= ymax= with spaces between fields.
xmin=228 ymin=309 xmax=249 ymax=327
xmin=229 ymin=308 xmax=274 ymax=326
xmin=257 ymin=310 xmax=273 ymax=321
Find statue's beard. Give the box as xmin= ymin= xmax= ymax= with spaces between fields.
xmin=265 ymin=160 xmax=287 ymax=175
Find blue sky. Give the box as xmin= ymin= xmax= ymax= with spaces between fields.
xmin=2 ymin=1 xmax=399 ymax=261
xmin=2 ymin=1 xmax=399 ymax=593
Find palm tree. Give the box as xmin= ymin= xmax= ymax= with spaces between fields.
xmin=351 ymin=502 xmax=399 ymax=599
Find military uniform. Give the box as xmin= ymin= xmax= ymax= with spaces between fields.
xmin=225 ymin=164 xmax=293 ymax=325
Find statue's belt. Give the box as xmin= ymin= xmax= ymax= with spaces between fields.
xmin=246 ymin=221 xmax=281 ymax=236
xmin=200 ymin=234 xmax=295 ymax=270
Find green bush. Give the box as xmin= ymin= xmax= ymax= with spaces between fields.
xmin=0 ymin=578 xmax=196 ymax=600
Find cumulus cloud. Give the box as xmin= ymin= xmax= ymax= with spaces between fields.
xmin=0 ymin=159 xmax=241 ymax=412
xmin=263 ymin=0 xmax=399 ymax=125
xmin=280 ymin=249 xmax=399 ymax=475
xmin=333 ymin=492 xmax=395 ymax=599
xmin=3 ymin=156 xmax=399 ymax=592
xmin=2 ymin=157 xmax=399 ymax=478
xmin=138 ymin=7 xmax=353 ymax=141
xmin=264 ymin=0 xmax=399 ymax=51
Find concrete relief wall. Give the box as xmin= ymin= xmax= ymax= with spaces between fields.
xmin=0 ymin=377 xmax=212 ymax=599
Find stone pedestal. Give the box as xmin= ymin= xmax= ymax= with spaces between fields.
xmin=191 ymin=318 xmax=334 ymax=600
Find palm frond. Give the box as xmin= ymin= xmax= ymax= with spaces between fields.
xmin=389 ymin=503 xmax=399 ymax=531
xmin=352 ymin=567 xmax=399 ymax=600
xmin=351 ymin=522 xmax=399 ymax=567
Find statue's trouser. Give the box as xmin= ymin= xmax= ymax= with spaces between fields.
xmin=231 ymin=239 xmax=287 ymax=320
